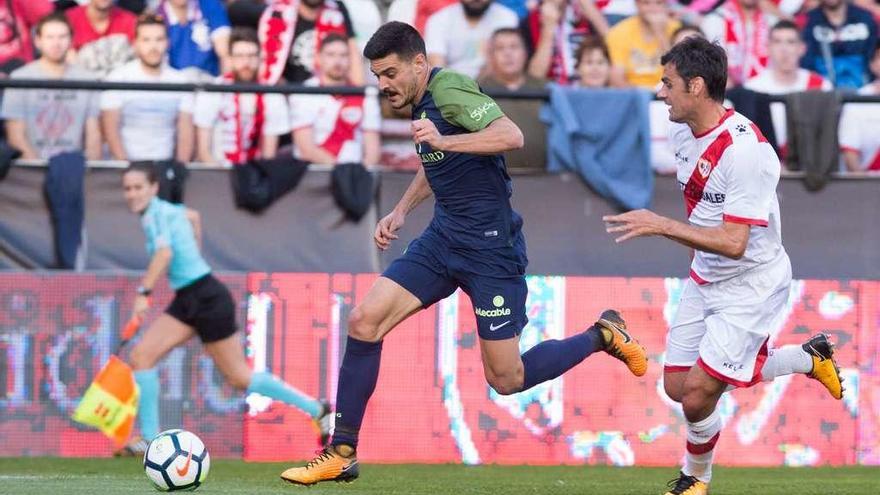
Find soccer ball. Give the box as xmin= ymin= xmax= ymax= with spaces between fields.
xmin=143 ymin=429 xmax=210 ymax=491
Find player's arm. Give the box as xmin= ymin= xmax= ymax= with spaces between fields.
xmin=415 ymin=116 xmax=523 ymax=155
xmin=133 ymin=246 xmax=172 ymax=318
xmin=604 ymin=210 xmax=750 ymax=259
xmin=375 ymin=167 xmax=432 ymax=250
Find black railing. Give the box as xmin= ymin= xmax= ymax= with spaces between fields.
xmin=2 ymin=78 xmax=880 ymax=103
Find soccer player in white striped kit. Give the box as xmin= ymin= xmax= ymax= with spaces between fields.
xmin=603 ymin=37 xmax=844 ymax=495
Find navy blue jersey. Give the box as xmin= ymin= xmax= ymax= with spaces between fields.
xmin=413 ymin=68 xmax=523 ymax=249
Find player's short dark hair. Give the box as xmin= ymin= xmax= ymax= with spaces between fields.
xmin=35 ymin=12 xmax=72 ymax=37
xmin=320 ymin=33 xmax=349 ymax=51
xmin=229 ymin=27 xmax=259 ymax=52
xmin=660 ymin=37 xmax=727 ymax=103
xmin=363 ymin=21 xmax=426 ymax=61
xmin=575 ymin=35 xmax=610 ymax=66
xmin=770 ymin=19 xmax=801 ymax=37
xmin=125 ymin=162 xmax=158 ymax=184
xmin=135 ymin=13 xmax=167 ymax=38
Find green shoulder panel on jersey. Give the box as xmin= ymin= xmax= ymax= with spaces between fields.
xmin=428 ymin=69 xmax=505 ymax=132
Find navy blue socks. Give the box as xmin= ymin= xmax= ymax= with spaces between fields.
xmin=330 ymin=337 xmax=384 ymax=449
xmin=521 ymin=326 xmax=604 ymax=391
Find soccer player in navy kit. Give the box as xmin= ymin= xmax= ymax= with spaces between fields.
xmin=281 ymin=21 xmax=649 ymax=485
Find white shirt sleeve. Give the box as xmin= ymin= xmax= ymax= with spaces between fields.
xmin=100 ymin=70 xmax=125 ymax=110
xmin=289 ymin=95 xmax=318 ymax=130
xmin=361 ymin=93 xmax=381 ymax=132
xmin=262 ymin=94 xmax=291 ymax=136
xmin=193 ymin=91 xmax=222 ymax=129
xmin=178 ymin=91 xmax=195 ymax=114
xmin=720 ymin=139 xmax=779 ymax=226
xmin=837 ymin=103 xmax=861 ymax=152
xmin=423 ymin=8 xmax=448 ymax=57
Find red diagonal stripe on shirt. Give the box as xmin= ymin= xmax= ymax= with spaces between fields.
xmin=683 ymin=130 xmax=733 ymax=218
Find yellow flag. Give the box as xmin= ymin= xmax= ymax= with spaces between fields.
xmin=72 ymin=355 xmax=140 ymax=448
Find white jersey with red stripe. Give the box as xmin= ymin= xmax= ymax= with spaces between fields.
xmin=671 ymin=109 xmax=788 ymax=284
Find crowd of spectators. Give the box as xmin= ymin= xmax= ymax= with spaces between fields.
xmin=0 ymin=0 xmax=878 ymax=173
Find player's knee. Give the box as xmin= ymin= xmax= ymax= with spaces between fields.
xmin=486 ymin=370 xmax=524 ymax=396
xmin=663 ymin=376 xmax=684 ymax=403
xmin=226 ymin=371 xmax=251 ymax=391
xmin=681 ymin=384 xmax=714 ymax=422
xmin=128 ymin=345 xmax=155 ymax=371
xmin=347 ymin=306 xmax=382 ymax=342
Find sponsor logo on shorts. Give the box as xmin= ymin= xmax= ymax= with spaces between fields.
xmin=419 ymin=150 xmax=446 ymax=164
xmin=489 ymin=320 xmax=511 ymax=332
xmin=722 ymin=361 xmax=744 ymax=372
xmin=475 ymin=295 xmax=510 ymax=318
xmin=475 ymin=307 xmax=511 ymax=318
xmin=469 ymin=102 xmax=497 ymax=122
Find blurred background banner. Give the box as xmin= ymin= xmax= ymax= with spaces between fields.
xmin=3 ymin=271 xmax=877 ymax=466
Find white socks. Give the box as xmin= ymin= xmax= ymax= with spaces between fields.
xmin=760 ymin=345 xmax=813 ymax=382
xmin=683 ymin=408 xmax=722 ymax=483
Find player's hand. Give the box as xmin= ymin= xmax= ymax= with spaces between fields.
xmin=375 ymin=209 xmax=405 ymax=250
xmin=412 ymin=119 xmax=446 ymax=151
xmin=133 ymin=294 xmax=151 ymax=320
xmin=603 ymin=209 xmax=669 ymax=243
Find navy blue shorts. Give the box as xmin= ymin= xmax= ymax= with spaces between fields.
xmin=383 ymin=227 xmax=528 ymax=340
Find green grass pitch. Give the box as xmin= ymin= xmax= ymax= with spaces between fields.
xmin=0 ymin=458 xmax=875 ymax=494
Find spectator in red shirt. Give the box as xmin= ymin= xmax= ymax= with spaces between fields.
xmin=66 ymin=0 xmax=137 ymax=77
xmin=0 ymin=0 xmax=53 ymax=75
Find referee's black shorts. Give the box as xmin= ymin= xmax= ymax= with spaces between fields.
xmin=165 ymin=274 xmax=238 ymax=343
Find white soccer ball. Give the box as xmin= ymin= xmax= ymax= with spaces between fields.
xmin=143 ymin=429 xmax=211 ymax=491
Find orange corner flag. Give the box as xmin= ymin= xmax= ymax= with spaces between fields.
xmin=72 ymin=355 xmax=139 ymax=448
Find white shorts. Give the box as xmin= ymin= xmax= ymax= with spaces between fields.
xmin=663 ymin=253 xmax=792 ymax=387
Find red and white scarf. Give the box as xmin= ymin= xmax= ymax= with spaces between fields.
xmin=257 ymin=0 xmax=348 ymax=84
xmin=221 ymin=73 xmax=266 ymax=165
xmin=722 ymin=1 xmax=769 ymax=85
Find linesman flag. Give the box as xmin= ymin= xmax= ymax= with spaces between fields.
xmin=72 ymin=316 xmax=142 ymax=448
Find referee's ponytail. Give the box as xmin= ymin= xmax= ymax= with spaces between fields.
xmin=124 ymin=162 xmax=159 ymax=184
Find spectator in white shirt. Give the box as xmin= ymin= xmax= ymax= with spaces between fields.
xmin=100 ymin=14 xmax=195 ymax=162
xmin=424 ymin=0 xmax=519 ymax=78
xmin=289 ymin=33 xmax=380 ymax=165
xmin=744 ymin=20 xmax=832 ymax=156
xmin=194 ymin=28 xmax=290 ymax=165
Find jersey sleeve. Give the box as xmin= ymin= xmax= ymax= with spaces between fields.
xmin=429 ymin=70 xmax=505 ymax=132
xmin=289 ymin=95 xmax=319 ymax=130
xmin=146 ymin=204 xmax=172 ymax=249
xmin=423 ymin=9 xmax=447 ymax=57
xmin=200 ymin=0 xmax=231 ymax=37
xmin=193 ymin=91 xmax=221 ymax=129
xmin=362 ymin=92 xmax=381 ymax=132
xmin=100 ymin=69 xmax=124 ymax=110
xmin=720 ymin=139 xmax=778 ymax=227
xmin=262 ymin=94 xmax=291 ymax=136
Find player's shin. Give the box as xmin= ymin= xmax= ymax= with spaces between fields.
xmin=247 ymin=371 xmax=322 ymax=417
xmin=331 ymin=337 xmax=384 ymax=451
xmin=760 ymin=345 xmax=812 ymax=381
xmin=520 ymin=327 xmax=604 ymax=391
xmin=683 ymin=408 xmax=722 ymax=483
xmin=134 ymin=369 xmax=160 ymax=441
